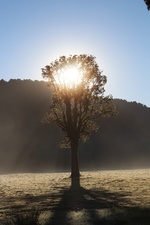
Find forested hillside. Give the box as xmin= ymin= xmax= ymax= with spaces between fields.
xmin=0 ymin=79 xmax=150 ymax=173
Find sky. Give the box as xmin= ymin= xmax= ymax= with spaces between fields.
xmin=0 ymin=0 xmax=150 ymax=107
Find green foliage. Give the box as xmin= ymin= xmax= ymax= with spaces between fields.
xmin=42 ymin=55 xmax=116 ymax=148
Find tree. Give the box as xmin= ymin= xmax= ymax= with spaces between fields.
xmin=144 ymin=0 xmax=150 ymax=10
xmin=42 ymin=54 xmax=116 ymax=187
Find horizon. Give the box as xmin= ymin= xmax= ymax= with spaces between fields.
xmin=0 ymin=78 xmax=149 ymax=108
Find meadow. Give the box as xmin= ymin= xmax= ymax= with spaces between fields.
xmin=0 ymin=169 xmax=150 ymax=225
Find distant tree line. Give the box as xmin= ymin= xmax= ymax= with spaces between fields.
xmin=0 ymin=79 xmax=150 ymax=173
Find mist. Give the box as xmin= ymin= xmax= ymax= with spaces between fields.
xmin=0 ymin=79 xmax=150 ymax=174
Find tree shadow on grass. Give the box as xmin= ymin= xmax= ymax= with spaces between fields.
xmin=43 ymin=185 xmax=131 ymax=225
xmin=44 ymin=185 xmax=150 ymax=225
xmin=1 ymin=183 xmax=150 ymax=225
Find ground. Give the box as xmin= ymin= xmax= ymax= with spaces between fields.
xmin=0 ymin=169 xmax=150 ymax=224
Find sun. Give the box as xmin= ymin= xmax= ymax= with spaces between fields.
xmin=56 ymin=66 xmax=83 ymax=88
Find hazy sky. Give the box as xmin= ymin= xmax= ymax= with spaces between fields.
xmin=0 ymin=0 xmax=150 ymax=107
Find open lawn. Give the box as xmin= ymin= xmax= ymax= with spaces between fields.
xmin=0 ymin=169 xmax=150 ymax=224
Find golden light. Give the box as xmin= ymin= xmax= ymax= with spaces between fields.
xmin=56 ymin=66 xmax=83 ymax=88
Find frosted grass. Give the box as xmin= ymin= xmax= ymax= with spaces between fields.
xmin=0 ymin=169 xmax=150 ymax=223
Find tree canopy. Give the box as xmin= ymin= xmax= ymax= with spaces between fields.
xmin=42 ymin=55 xmax=116 ymax=149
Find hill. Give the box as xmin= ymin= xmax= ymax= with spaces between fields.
xmin=0 ymin=79 xmax=150 ymax=173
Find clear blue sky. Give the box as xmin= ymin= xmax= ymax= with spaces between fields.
xmin=0 ymin=0 xmax=150 ymax=107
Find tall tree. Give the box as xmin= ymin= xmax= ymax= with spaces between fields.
xmin=42 ymin=54 xmax=116 ymax=187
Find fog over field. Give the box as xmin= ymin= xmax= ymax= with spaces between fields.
xmin=0 ymin=169 xmax=150 ymax=224
xmin=0 ymin=81 xmax=150 ymax=224
xmin=0 ymin=80 xmax=150 ymax=174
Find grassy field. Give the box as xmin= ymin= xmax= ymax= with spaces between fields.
xmin=0 ymin=169 xmax=150 ymax=224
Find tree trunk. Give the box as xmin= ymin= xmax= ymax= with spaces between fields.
xmin=71 ymin=140 xmax=80 ymax=188
xmin=65 ymin=97 xmax=80 ymax=188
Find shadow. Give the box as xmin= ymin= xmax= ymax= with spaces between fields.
xmin=1 ymin=183 xmax=150 ymax=225
xmin=43 ymin=185 xmax=131 ymax=225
